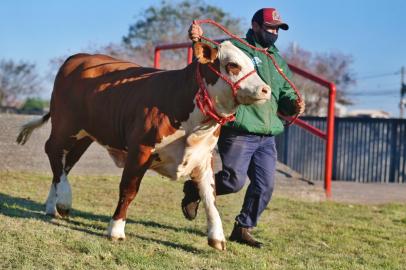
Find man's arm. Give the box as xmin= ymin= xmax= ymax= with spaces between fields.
xmin=277 ymin=65 xmax=305 ymax=116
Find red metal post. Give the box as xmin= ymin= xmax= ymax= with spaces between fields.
xmin=187 ymin=47 xmax=193 ymax=65
xmin=292 ymin=118 xmax=327 ymax=139
xmin=325 ymin=83 xmax=336 ymax=198
xmin=154 ymin=49 xmax=160 ymax=69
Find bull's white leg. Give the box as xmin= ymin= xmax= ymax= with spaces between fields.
xmin=55 ymin=172 xmax=72 ymax=214
xmin=196 ymin=158 xmax=226 ymax=250
xmin=107 ymin=219 xmax=126 ymax=240
xmin=45 ymin=172 xmax=72 ymax=216
xmin=45 ymin=153 xmax=72 ymax=217
xmin=45 ymin=183 xmax=57 ymax=216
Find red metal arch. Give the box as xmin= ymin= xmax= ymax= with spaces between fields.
xmin=154 ymin=43 xmax=336 ymax=198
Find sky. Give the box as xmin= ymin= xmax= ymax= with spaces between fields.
xmin=1 ymin=0 xmax=405 ymax=117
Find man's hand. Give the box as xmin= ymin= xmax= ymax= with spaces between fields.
xmin=188 ymin=23 xmax=203 ymax=42
xmin=294 ymin=98 xmax=305 ymax=114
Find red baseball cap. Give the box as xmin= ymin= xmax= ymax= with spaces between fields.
xmin=252 ymin=8 xmax=289 ymax=30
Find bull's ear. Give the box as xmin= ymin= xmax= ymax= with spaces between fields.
xmin=193 ymin=42 xmax=218 ymax=64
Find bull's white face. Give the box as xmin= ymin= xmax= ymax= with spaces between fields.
xmin=206 ymin=41 xmax=271 ymax=117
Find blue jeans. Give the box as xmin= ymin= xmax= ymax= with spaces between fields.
xmin=215 ymin=127 xmax=277 ymax=228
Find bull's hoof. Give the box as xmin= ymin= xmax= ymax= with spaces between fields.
xmin=56 ymin=205 xmax=70 ymax=217
xmin=45 ymin=207 xmax=60 ymax=218
xmin=109 ymin=235 xmax=126 ymax=241
xmin=208 ymin=239 xmax=226 ymax=251
xmin=107 ymin=219 xmax=126 ymax=241
xmin=45 ymin=212 xmax=57 ymax=218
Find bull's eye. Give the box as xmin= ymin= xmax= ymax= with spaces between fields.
xmin=225 ymin=62 xmax=242 ymax=76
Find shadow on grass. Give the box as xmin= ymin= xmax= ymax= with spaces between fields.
xmin=0 ymin=192 xmax=206 ymax=252
xmin=0 ymin=192 xmax=111 ymax=222
xmin=134 ymin=235 xmax=202 ymax=253
xmin=131 ymin=220 xmax=206 ymax=237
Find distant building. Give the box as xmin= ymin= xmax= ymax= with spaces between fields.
xmin=0 ymin=106 xmax=18 ymax=114
xmin=345 ymin=109 xmax=391 ymax=118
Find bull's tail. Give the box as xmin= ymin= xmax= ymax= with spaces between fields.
xmin=16 ymin=112 xmax=51 ymax=145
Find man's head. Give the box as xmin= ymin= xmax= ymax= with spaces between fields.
xmin=251 ymin=8 xmax=289 ymax=48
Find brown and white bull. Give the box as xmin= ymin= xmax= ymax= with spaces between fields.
xmin=16 ymin=41 xmax=270 ymax=250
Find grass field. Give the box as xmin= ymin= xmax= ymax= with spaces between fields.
xmin=1 ymin=171 xmax=405 ymax=270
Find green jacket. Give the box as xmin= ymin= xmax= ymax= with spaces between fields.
xmin=225 ymin=29 xmax=299 ymax=136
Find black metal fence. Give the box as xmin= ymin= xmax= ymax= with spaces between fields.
xmin=276 ymin=117 xmax=406 ymax=183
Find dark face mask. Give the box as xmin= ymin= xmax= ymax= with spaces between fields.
xmin=256 ymin=29 xmax=278 ymax=48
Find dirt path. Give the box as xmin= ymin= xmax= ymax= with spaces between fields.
xmin=0 ymin=114 xmax=122 ymax=175
xmin=1 ymin=114 xmax=405 ymax=205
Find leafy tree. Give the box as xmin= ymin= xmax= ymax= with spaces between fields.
xmin=48 ymin=1 xmax=355 ymax=117
xmin=122 ymin=0 xmax=244 ymax=69
xmin=20 ymin=97 xmax=48 ymax=112
xmin=283 ymin=43 xmax=356 ymax=116
xmin=0 ymin=59 xmax=43 ymax=107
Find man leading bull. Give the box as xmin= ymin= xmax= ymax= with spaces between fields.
xmin=182 ymin=7 xmax=305 ymax=248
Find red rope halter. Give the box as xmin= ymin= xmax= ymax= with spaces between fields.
xmin=194 ymin=19 xmax=303 ymax=126
xmin=207 ymin=64 xmax=257 ymax=100
xmin=195 ymin=62 xmax=256 ymax=125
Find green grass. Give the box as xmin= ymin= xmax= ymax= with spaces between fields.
xmin=1 ymin=171 xmax=405 ymax=270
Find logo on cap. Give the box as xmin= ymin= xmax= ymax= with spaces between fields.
xmin=272 ymin=10 xmax=281 ymax=21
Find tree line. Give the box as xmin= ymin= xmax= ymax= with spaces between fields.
xmin=1 ymin=0 xmax=355 ymax=116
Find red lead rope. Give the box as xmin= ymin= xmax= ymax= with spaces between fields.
xmin=195 ymin=63 xmax=236 ymax=125
xmin=193 ymin=19 xmax=303 ymax=126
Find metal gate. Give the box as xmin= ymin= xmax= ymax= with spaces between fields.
xmin=277 ymin=117 xmax=406 ymax=183
xmin=154 ymin=39 xmax=336 ymax=196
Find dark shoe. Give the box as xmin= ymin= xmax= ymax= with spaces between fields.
xmin=181 ymin=180 xmax=200 ymax=220
xmin=229 ymin=222 xmax=263 ymax=248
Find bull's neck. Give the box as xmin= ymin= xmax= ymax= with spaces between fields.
xmin=160 ymin=61 xmax=200 ymax=107
xmin=181 ymin=60 xmax=200 ymax=93
xmin=179 ymin=61 xmax=215 ymax=131
xmin=155 ymin=61 xmax=205 ymax=131
xmin=181 ymin=61 xmax=229 ymax=133
xmin=161 ymin=61 xmax=228 ymax=133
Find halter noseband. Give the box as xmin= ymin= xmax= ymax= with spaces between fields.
xmin=195 ymin=62 xmax=257 ymax=125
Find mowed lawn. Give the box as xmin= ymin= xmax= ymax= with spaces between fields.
xmin=0 ymin=171 xmax=405 ymax=270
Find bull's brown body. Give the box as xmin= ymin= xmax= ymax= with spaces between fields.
xmin=17 ymin=42 xmax=270 ymax=250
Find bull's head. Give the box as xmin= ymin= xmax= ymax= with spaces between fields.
xmin=194 ymin=41 xmax=271 ymax=117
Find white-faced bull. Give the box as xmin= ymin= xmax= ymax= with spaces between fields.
xmin=16 ymin=41 xmax=271 ymax=250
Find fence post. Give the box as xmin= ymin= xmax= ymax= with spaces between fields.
xmin=325 ymin=83 xmax=336 ymax=198
xmin=389 ymin=119 xmax=398 ymax=183
xmin=154 ymin=49 xmax=160 ymax=69
xmin=187 ymin=47 xmax=193 ymax=65
xmin=332 ymin=118 xmax=340 ymax=180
